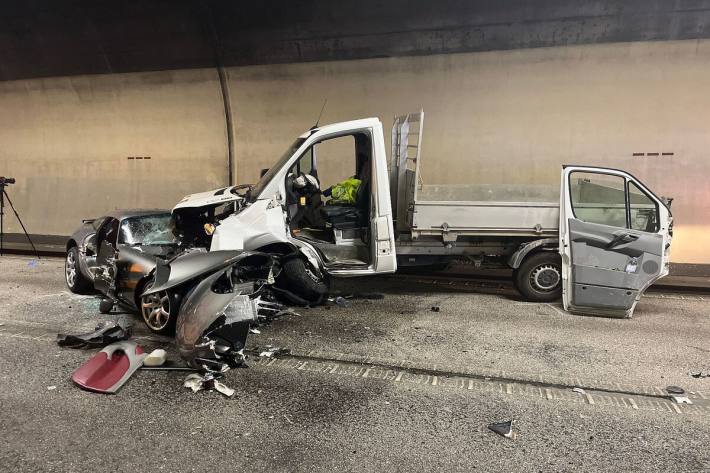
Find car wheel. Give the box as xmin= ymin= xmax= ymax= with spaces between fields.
xmin=277 ymin=257 xmax=329 ymax=305
xmin=515 ymin=252 xmax=562 ymax=302
xmin=65 ymin=246 xmax=93 ymax=294
xmin=140 ymin=280 xmax=181 ymax=335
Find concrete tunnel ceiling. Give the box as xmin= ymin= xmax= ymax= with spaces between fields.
xmin=3 ymin=0 xmax=710 ymax=81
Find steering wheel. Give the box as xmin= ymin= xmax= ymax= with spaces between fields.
xmin=292 ymin=173 xmax=320 ymax=193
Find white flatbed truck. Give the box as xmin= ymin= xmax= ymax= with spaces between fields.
xmin=174 ymin=111 xmax=672 ymax=318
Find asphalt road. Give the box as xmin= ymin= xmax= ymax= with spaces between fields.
xmin=1 ymin=256 xmax=709 ymax=472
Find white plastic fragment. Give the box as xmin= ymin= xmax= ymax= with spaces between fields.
xmin=488 ymin=420 xmax=516 ymax=439
xmin=144 ymin=349 xmax=167 ymax=367
xmin=214 ymin=381 xmax=235 ymax=397
xmin=47 ymin=385 xmax=56 ymax=391
xmin=572 ymin=387 xmax=586 ymax=395
xmin=183 ymin=374 xmax=205 ymax=393
xmin=183 ymin=373 xmax=234 ymax=397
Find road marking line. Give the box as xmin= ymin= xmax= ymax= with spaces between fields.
xmin=395 ymin=371 xmax=404 ymax=382
xmin=506 ymin=384 xmax=513 ymax=395
xmin=671 ymin=403 xmax=682 ymax=414
xmin=585 ymin=393 xmax=595 ymax=405
xmin=629 ymin=398 xmax=639 ymax=409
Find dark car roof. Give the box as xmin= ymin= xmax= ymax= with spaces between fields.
xmin=106 ymin=209 xmax=171 ymax=220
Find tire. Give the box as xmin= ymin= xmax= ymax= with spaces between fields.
xmin=514 ymin=252 xmax=562 ymax=302
xmin=139 ymin=279 xmax=182 ymax=335
xmin=65 ymin=246 xmax=93 ymax=294
xmin=277 ymin=257 xmax=329 ymax=305
xmin=511 ymin=268 xmax=520 ymax=293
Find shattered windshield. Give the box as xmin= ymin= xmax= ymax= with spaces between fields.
xmin=119 ymin=214 xmax=175 ymax=245
xmin=248 ymin=138 xmax=306 ymax=201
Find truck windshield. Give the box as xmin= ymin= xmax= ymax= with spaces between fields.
xmin=249 ymin=138 xmax=305 ymax=201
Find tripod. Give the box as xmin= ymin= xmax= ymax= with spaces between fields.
xmin=0 ymin=182 xmax=40 ymax=259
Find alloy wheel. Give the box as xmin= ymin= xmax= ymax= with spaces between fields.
xmin=141 ymin=283 xmax=172 ymax=331
xmin=65 ymin=251 xmax=77 ymax=288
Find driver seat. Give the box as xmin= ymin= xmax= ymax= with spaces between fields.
xmin=320 ymin=167 xmax=370 ymax=230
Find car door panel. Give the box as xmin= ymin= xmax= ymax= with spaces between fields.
xmin=93 ymin=218 xmax=119 ymax=297
xmin=93 ymin=241 xmax=117 ymax=296
xmin=560 ymin=167 xmax=670 ymax=318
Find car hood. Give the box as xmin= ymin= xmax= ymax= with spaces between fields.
xmin=173 ymin=186 xmax=244 ymax=211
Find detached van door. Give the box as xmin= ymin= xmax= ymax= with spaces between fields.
xmin=559 ymin=166 xmax=672 ymax=318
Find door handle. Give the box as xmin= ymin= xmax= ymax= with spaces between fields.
xmin=606 ymin=233 xmax=639 ymax=249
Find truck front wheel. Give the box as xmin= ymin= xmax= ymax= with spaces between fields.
xmin=277 ymin=257 xmax=329 ymax=305
xmin=515 ymin=252 xmax=562 ymax=302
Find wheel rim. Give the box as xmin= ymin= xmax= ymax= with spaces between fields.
xmin=65 ymin=251 xmax=77 ymax=287
xmin=141 ymin=283 xmax=171 ymax=330
xmin=530 ymin=264 xmax=561 ymax=292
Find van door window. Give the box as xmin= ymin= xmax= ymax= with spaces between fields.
xmin=628 ymin=181 xmax=659 ymax=233
xmin=569 ymin=172 xmax=627 ymax=228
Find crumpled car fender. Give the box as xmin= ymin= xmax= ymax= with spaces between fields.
xmin=142 ymin=250 xmax=261 ymax=296
xmin=175 ymin=268 xmax=258 ymax=369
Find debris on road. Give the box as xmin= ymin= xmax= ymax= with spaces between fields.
xmin=572 ymin=387 xmax=586 ymax=394
xmin=47 ymin=385 xmax=56 ymax=390
xmin=689 ymin=371 xmax=709 ymax=378
xmin=71 ymin=341 xmax=147 ymax=394
xmin=249 ymin=328 xmax=261 ymax=334
xmin=328 ymin=296 xmax=350 ymax=308
xmin=183 ymin=373 xmax=235 ymax=397
xmin=488 ymin=420 xmax=516 ymax=439
xmin=57 ymin=321 xmax=130 ymax=348
xmin=431 ymin=306 xmax=440 ymax=312
xmin=665 ymin=385 xmax=685 ymax=395
xmin=258 ymin=346 xmax=291 ymax=358
xmin=253 ymin=298 xmax=301 ymax=326
xmin=143 ymin=349 xmax=167 ymax=367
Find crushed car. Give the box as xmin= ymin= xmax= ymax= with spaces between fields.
xmin=66 ymin=210 xmax=291 ymax=337
xmin=65 ymin=210 xmax=178 ymax=325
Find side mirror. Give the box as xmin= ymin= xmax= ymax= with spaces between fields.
xmin=260 ymin=168 xmax=269 ymax=178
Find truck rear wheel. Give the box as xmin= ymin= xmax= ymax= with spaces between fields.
xmin=515 ymin=252 xmax=562 ymax=302
xmin=277 ymin=257 xmax=329 ymax=305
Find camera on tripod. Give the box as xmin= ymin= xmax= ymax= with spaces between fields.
xmin=0 ymin=176 xmax=39 ymax=258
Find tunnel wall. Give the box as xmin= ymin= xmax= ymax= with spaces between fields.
xmin=2 ymin=39 xmax=709 ymax=265
xmin=229 ymin=39 xmax=710 ymax=265
xmin=0 ymin=68 xmax=229 ymax=237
